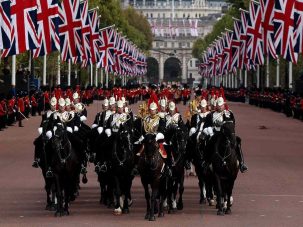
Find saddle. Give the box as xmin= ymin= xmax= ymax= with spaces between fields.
xmin=136 ymin=143 xmax=167 ymax=159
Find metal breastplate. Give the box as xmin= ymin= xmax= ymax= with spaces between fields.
xmin=111 ymin=113 xmax=127 ymax=132
xmin=165 ymin=113 xmax=179 ymax=128
xmin=143 ymin=115 xmax=160 ymax=134
xmin=213 ymin=111 xmax=224 ymax=131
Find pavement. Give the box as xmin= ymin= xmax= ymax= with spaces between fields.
xmin=0 ymin=100 xmax=303 ymax=227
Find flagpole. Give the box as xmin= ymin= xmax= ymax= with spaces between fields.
xmin=43 ymin=55 xmax=47 ymax=86
xmin=234 ymin=71 xmax=238 ymax=88
xmin=244 ymin=70 xmax=247 ymax=88
xmin=90 ymin=64 xmax=93 ymax=85
xmin=106 ymin=70 xmax=109 ymax=88
xmin=289 ymin=61 xmax=293 ymax=89
xmin=12 ymin=55 xmax=16 ymax=94
xmin=276 ymin=58 xmax=280 ymax=87
xmin=256 ymin=65 xmax=260 ymax=89
xmin=57 ymin=55 xmax=61 ymax=85
xmin=95 ymin=66 xmax=98 ymax=86
xmin=101 ymin=69 xmax=104 ymax=88
xmin=239 ymin=69 xmax=242 ymax=86
xmin=68 ymin=59 xmax=71 ymax=86
xmin=266 ymin=55 xmax=269 ymax=87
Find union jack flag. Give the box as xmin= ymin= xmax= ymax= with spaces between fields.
xmin=2 ymin=0 xmax=39 ymax=57
xmin=97 ymin=27 xmax=116 ymax=69
xmin=222 ymin=31 xmax=233 ymax=74
xmin=294 ymin=0 xmax=303 ymax=54
xmin=260 ymin=0 xmax=277 ymax=59
xmin=0 ymin=0 xmax=11 ymax=50
xmin=33 ymin=0 xmax=59 ymax=58
xmin=58 ymin=0 xmax=82 ymax=62
xmin=78 ymin=0 xmax=91 ymax=67
xmin=231 ymin=19 xmax=242 ymax=72
xmin=247 ymin=1 xmax=264 ymax=66
xmin=274 ymin=0 xmax=298 ymax=63
xmin=215 ymin=37 xmax=225 ymax=76
xmin=88 ymin=9 xmax=100 ymax=65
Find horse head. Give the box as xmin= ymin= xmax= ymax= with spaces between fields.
xmin=169 ymin=125 xmax=187 ymax=155
xmin=220 ymin=121 xmax=236 ymax=148
xmin=51 ymin=124 xmax=71 ymax=164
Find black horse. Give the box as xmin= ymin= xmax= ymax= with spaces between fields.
xmin=138 ymin=134 xmax=167 ymax=221
xmin=165 ymin=125 xmax=188 ymax=212
xmin=50 ymin=125 xmax=81 ymax=216
xmin=94 ymin=131 xmax=114 ymax=208
xmin=195 ymin=132 xmax=215 ymax=206
xmin=111 ymin=123 xmax=135 ymax=214
xmin=33 ymin=135 xmax=57 ymax=211
xmin=207 ymin=121 xmax=239 ymax=215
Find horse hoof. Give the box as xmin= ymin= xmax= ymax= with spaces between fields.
xmin=122 ymin=208 xmax=129 ymax=214
xmin=113 ymin=207 xmax=122 ymax=215
xmin=209 ymin=199 xmax=215 ymax=206
xmin=225 ymin=208 xmax=231 ymax=215
xmin=158 ymin=212 xmax=164 ymax=217
xmin=64 ymin=210 xmax=70 ymax=216
xmin=149 ymin=216 xmax=156 ymax=221
xmin=177 ymin=202 xmax=183 ymax=210
xmin=217 ymin=210 xmax=225 ymax=216
xmin=145 ymin=213 xmax=149 ymax=220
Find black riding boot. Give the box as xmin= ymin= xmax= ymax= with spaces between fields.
xmin=236 ymin=137 xmax=248 ymax=173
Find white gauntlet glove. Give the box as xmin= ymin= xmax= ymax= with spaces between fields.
xmin=156 ymin=133 xmax=164 ymax=142
xmin=46 ymin=131 xmax=53 ymax=139
xmin=66 ymin=127 xmax=73 ymax=133
xmin=189 ymin=127 xmax=196 ymax=137
xmin=97 ymin=127 xmax=104 ymax=135
xmin=105 ymin=129 xmax=111 ymax=137
xmin=38 ymin=127 xmax=43 ymax=135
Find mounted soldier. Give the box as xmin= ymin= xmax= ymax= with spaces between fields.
xmin=32 ymin=97 xmax=58 ymax=168
xmin=98 ymin=100 xmax=132 ymax=172
xmin=161 ymin=101 xmax=190 ymax=170
xmin=203 ymin=97 xmax=248 ymax=173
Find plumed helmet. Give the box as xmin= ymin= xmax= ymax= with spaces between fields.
xmin=149 ymin=102 xmax=157 ymax=111
xmin=65 ymin=98 xmax=71 ymax=106
xmin=103 ymin=98 xmax=109 ymax=107
xmin=50 ymin=97 xmax=57 ymax=106
xmin=73 ymin=92 xmax=79 ymax=100
xmin=109 ymin=97 xmax=116 ymax=105
xmin=200 ymin=99 xmax=207 ymax=108
xmin=159 ymin=99 xmax=166 ymax=108
xmin=58 ymin=98 xmax=65 ymax=107
xmin=168 ymin=101 xmax=176 ymax=111
xmin=217 ymin=97 xmax=225 ymax=107
xmin=117 ymin=100 xmax=124 ymax=108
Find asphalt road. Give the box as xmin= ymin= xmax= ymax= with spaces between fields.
xmin=0 ymin=100 xmax=303 ymax=227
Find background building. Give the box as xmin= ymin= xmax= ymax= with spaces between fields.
xmin=121 ymin=0 xmax=227 ymax=85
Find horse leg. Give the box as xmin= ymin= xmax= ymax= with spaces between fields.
xmin=113 ymin=176 xmax=122 ymax=215
xmin=167 ymin=179 xmax=174 ymax=214
xmin=143 ymin=183 xmax=151 ymax=220
xmin=54 ymin=176 xmax=63 ymax=217
xmin=122 ymin=177 xmax=132 ymax=214
xmin=214 ymin=174 xmax=224 ymax=216
xmin=149 ymin=182 xmax=158 ymax=221
xmin=225 ymin=180 xmax=235 ymax=214
xmin=198 ymin=175 xmax=206 ymax=204
xmin=177 ymin=174 xmax=185 ymax=210
xmin=171 ymin=180 xmax=178 ymax=211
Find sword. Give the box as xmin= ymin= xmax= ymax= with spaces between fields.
xmin=18 ymin=111 xmax=29 ymax=121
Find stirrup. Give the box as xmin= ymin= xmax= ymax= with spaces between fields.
xmin=100 ymin=163 xmax=107 ymax=173
xmin=32 ymin=160 xmax=39 ymax=168
xmin=46 ymin=168 xmax=53 ymax=178
xmin=81 ymin=165 xmax=87 ymax=174
xmin=240 ymin=163 xmax=248 ymax=173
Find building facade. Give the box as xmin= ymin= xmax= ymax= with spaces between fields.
xmin=122 ymin=0 xmax=227 ymax=84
